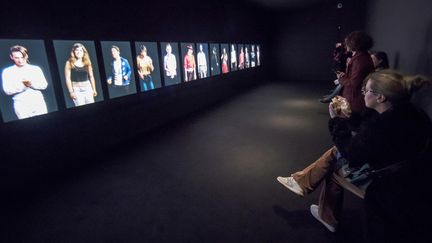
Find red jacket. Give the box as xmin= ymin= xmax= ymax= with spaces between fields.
xmin=339 ymin=51 xmax=374 ymax=115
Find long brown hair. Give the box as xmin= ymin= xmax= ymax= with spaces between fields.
xmin=67 ymin=43 xmax=92 ymax=70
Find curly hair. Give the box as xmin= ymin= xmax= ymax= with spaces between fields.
xmin=345 ymin=31 xmax=374 ymax=52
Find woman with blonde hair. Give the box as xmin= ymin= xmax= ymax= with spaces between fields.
xmin=65 ymin=43 xmax=97 ymax=106
xmin=277 ymin=69 xmax=431 ymax=241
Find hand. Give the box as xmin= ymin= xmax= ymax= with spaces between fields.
xmin=340 ymin=108 xmax=351 ymax=118
xmin=93 ymin=91 xmax=97 ymax=97
xmin=22 ymin=80 xmax=31 ymax=87
xmin=329 ymin=103 xmax=349 ymax=119
xmin=123 ymin=76 xmax=129 ymax=81
xmin=69 ymin=92 xmax=77 ymax=100
xmin=329 ymin=103 xmax=338 ymax=118
xmin=107 ymin=79 xmax=112 ymax=85
xmin=336 ymin=72 xmax=345 ymax=79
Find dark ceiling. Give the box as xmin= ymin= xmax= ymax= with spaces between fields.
xmin=246 ymin=0 xmax=330 ymax=9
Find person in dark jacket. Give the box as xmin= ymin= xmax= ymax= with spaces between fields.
xmin=277 ymin=69 xmax=432 ymax=239
xmin=331 ymin=69 xmax=432 ymax=242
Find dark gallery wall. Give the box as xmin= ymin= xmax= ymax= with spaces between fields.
xmin=270 ymin=0 xmax=368 ymax=82
xmin=271 ymin=0 xmax=432 ymax=82
xmin=364 ymin=0 xmax=432 ymax=120
xmin=0 ymin=0 xmax=272 ymax=189
xmin=366 ymin=0 xmax=432 ymax=76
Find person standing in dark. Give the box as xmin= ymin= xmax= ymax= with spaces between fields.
xmin=336 ymin=31 xmax=375 ymax=116
xmin=320 ymin=41 xmax=352 ymax=103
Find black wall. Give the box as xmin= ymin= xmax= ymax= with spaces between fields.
xmin=0 ymin=0 xmax=271 ymax=189
xmin=269 ymin=0 xmax=432 ymax=82
xmin=270 ymin=0 xmax=368 ymax=82
xmin=365 ymin=0 xmax=432 ymax=76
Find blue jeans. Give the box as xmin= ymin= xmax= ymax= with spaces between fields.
xmin=141 ymin=75 xmax=154 ymax=91
xmin=325 ymin=84 xmax=342 ymax=99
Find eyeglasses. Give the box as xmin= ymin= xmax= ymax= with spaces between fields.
xmin=361 ymin=88 xmax=379 ymax=95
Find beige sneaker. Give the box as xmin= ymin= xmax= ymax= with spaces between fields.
xmin=310 ymin=204 xmax=337 ymax=232
xmin=277 ymin=176 xmax=305 ymax=197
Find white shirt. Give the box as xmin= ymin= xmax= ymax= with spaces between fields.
xmin=231 ymin=50 xmax=237 ymax=63
xmin=197 ymin=51 xmax=207 ymax=67
xmin=164 ymin=54 xmax=177 ymax=78
xmin=2 ymin=64 xmax=48 ymax=103
xmin=113 ymin=60 xmax=123 ymax=86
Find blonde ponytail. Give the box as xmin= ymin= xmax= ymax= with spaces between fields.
xmin=367 ymin=69 xmax=431 ymax=104
xmin=403 ymin=75 xmax=431 ymax=95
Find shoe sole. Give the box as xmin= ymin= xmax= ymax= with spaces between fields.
xmin=277 ymin=177 xmax=304 ymax=197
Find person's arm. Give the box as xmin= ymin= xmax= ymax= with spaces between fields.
xmin=29 ymin=65 xmax=48 ymax=90
xmin=149 ymin=58 xmax=154 ymax=72
xmin=64 ymin=62 xmax=76 ymax=100
xmin=193 ymin=57 xmax=196 ymax=79
xmin=329 ymin=113 xmax=378 ymax=168
xmin=88 ymin=65 xmax=97 ymax=97
xmin=107 ymin=62 xmax=113 ymax=84
xmin=183 ymin=56 xmax=188 ymax=80
xmin=173 ymin=55 xmax=177 ymax=70
xmin=137 ymin=57 xmax=144 ymax=79
xmin=197 ymin=53 xmax=202 ymax=66
xmin=123 ymin=58 xmax=131 ymax=81
xmin=203 ymin=54 xmax=207 ymax=68
xmin=2 ymin=68 xmax=26 ymax=95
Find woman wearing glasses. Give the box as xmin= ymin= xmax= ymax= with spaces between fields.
xmin=277 ymin=69 xmax=431 ymax=241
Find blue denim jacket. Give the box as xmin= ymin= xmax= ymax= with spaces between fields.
xmin=108 ymin=57 xmax=131 ymax=86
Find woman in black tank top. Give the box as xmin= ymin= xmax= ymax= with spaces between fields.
xmin=64 ymin=43 xmax=97 ymax=106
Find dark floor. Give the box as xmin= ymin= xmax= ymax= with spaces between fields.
xmin=1 ymin=82 xmax=366 ymax=242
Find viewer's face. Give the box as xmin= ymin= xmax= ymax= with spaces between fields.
xmin=141 ymin=50 xmax=147 ymax=57
xmin=74 ymin=47 xmax=84 ymax=59
xmin=363 ymin=80 xmax=379 ymax=109
xmin=188 ymin=49 xmax=193 ymax=55
xmin=111 ymin=48 xmax=120 ymax=59
xmin=200 ymin=45 xmax=203 ymax=51
xmin=10 ymin=51 xmax=27 ymax=67
xmin=166 ymin=45 xmax=172 ymax=54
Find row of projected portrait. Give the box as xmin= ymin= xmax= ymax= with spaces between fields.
xmin=0 ymin=39 xmax=262 ymax=123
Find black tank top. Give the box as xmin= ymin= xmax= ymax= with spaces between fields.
xmin=71 ymin=66 xmax=89 ymax=82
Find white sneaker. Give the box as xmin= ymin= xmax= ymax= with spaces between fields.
xmin=277 ymin=176 xmax=305 ymax=197
xmin=310 ymin=204 xmax=336 ymax=233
